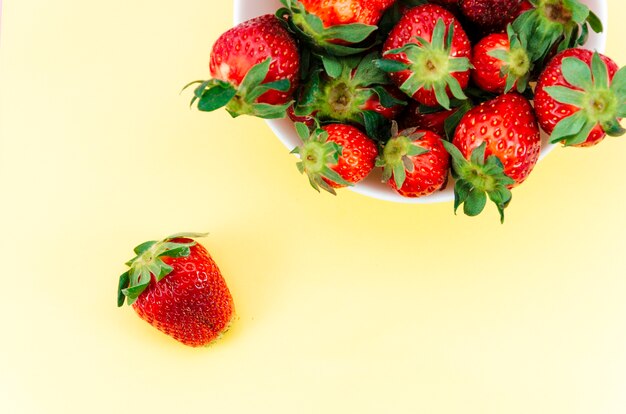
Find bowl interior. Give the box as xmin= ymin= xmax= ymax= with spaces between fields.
xmin=233 ymin=0 xmax=608 ymax=204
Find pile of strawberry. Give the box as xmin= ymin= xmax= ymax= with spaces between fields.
xmin=188 ymin=0 xmax=626 ymax=221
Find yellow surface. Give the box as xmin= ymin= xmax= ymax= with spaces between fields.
xmin=1 ymin=1 xmax=626 ymax=413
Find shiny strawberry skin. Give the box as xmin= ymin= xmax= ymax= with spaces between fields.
xmin=323 ymin=124 xmax=378 ymax=188
xmin=209 ymin=14 xmax=300 ymax=105
xmin=460 ymin=0 xmax=522 ymax=30
xmin=360 ymin=85 xmax=406 ymax=120
xmin=452 ymin=93 xmax=540 ymax=186
xmin=398 ymin=101 xmax=455 ymax=136
xmin=534 ymin=49 xmax=619 ymax=147
xmin=132 ymin=239 xmax=235 ymax=347
xmin=502 ymin=0 xmax=534 ymax=28
xmin=382 ymin=4 xmax=472 ymax=107
xmin=389 ymin=130 xmax=450 ymax=197
xmin=471 ymin=33 xmax=510 ymax=93
xmin=300 ymin=0 xmax=396 ymax=26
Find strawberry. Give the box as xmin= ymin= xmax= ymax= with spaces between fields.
xmin=471 ymin=26 xmax=532 ymax=94
xmin=294 ymin=52 xmax=406 ymax=140
xmin=441 ymin=93 xmax=541 ymax=221
xmin=502 ymin=0 xmax=534 ymax=28
xmin=117 ymin=233 xmax=235 ymax=347
xmin=187 ymin=14 xmax=300 ymax=119
xmin=291 ymin=123 xmax=378 ymax=194
xmin=278 ymin=0 xmax=394 ymax=55
xmin=377 ymin=123 xmax=450 ymax=198
xmin=377 ymin=4 xmax=472 ymax=109
xmin=459 ymin=0 xmax=523 ymax=32
xmin=513 ymin=0 xmax=603 ymax=65
xmin=534 ymin=48 xmax=625 ymax=147
xmin=399 ymin=102 xmax=453 ymax=137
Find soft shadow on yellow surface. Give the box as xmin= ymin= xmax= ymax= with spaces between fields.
xmin=1 ymin=1 xmax=626 ymax=413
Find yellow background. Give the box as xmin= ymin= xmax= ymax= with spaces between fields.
xmin=1 ymin=1 xmax=625 ymax=413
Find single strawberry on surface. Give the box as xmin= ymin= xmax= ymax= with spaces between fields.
xmin=377 ymin=122 xmax=450 ymax=198
xmin=377 ymin=4 xmax=472 ymax=109
xmin=534 ymin=48 xmax=625 ymax=147
xmin=291 ymin=123 xmax=378 ymax=194
xmin=442 ymin=93 xmax=541 ymax=221
xmin=187 ymin=14 xmax=300 ymax=119
xmin=278 ymin=0 xmax=394 ymax=55
xmin=118 ymin=233 xmax=235 ymax=347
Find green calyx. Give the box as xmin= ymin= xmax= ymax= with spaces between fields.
xmin=290 ymin=123 xmax=352 ymax=195
xmin=295 ymin=52 xmax=405 ymax=140
xmin=185 ymin=57 xmax=292 ymax=119
xmin=488 ymin=26 xmax=532 ymax=94
xmin=514 ymin=0 xmax=603 ymax=65
xmin=441 ymin=140 xmax=516 ymax=223
xmin=117 ymin=232 xmax=208 ymax=307
xmin=376 ymin=18 xmax=471 ymax=109
xmin=277 ymin=0 xmax=378 ymax=56
xmin=376 ymin=122 xmax=429 ymax=189
xmin=545 ymin=52 xmax=626 ymax=146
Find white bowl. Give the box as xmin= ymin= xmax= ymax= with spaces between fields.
xmin=234 ymin=0 xmax=608 ymax=203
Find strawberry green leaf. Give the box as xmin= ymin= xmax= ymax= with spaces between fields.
xmin=453 ymin=179 xmax=472 ymax=214
xmin=464 ymin=189 xmax=487 ymax=217
xmin=470 ymin=141 xmax=487 ymax=165
xmin=295 ymin=122 xmax=311 ymax=140
xmin=561 ymin=57 xmax=593 ymax=89
xmin=549 ymin=111 xmax=586 ymax=143
xmin=362 ymin=110 xmax=389 ymax=142
xmin=433 ymin=83 xmax=450 ymax=110
xmin=565 ymin=119 xmax=596 ymax=146
xmin=322 ymin=55 xmax=343 ymax=79
xmin=371 ymin=86 xmax=406 ymax=108
xmin=354 ymin=53 xmax=390 ymax=86
xmin=117 ymin=271 xmax=131 ymax=307
xmin=393 ymin=162 xmax=406 ymax=189
xmin=133 ymin=240 xmax=157 ymax=256
xmin=374 ymin=59 xmax=410 ymax=73
xmin=601 ymin=119 xmax=626 ymax=137
xmin=610 ymin=67 xmax=626 ymax=95
xmin=591 ymin=52 xmax=609 ymax=89
xmin=238 ymin=58 xmax=272 ymax=98
xmin=587 ymin=10 xmax=603 ymax=33
xmin=320 ymin=23 xmax=378 ymax=44
xmin=245 ymin=79 xmax=291 ymax=103
xmin=544 ymin=86 xmax=585 ymax=107
xmin=568 ymin=0 xmax=590 ymax=24
xmin=198 ymin=84 xmax=237 ymax=112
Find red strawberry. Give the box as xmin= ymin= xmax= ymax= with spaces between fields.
xmin=294 ymin=52 xmax=406 ymax=139
xmin=287 ymin=105 xmax=317 ymax=129
xmin=378 ymin=4 xmax=472 ymax=109
xmin=471 ymin=27 xmax=531 ymax=94
xmin=292 ymin=123 xmax=378 ymax=194
xmin=188 ymin=14 xmax=300 ymax=119
xmin=502 ymin=0 xmax=534 ymax=27
xmin=459 ymin=0 xmax=522 ymax=31
xmin=442 ymin=93 xmax=540 ymax=221
xmin=512 ymin=0 xmax=603 ymax=65
xmin=117 ymin=233 xmax=235 ymax=347
xmin=398 ymin=100 xmax=457 ymax=137
xmin=377 ymin=123 xmax=450 ymax=198
xmin=299 ymin=0 xmax=395 ymax=26
xmin=534 ymin=48 xmax=625 ymax=147
xmin=278 ymin=0 xmax=394 ymax=55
